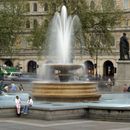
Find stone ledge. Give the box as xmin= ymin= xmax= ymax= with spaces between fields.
xmin=87 ymin=108 xmax=130 ymax=121
xmin=1 ymin=105 xmax=130 ymax=121
xmin=0 ymin=106 xmax=86 ymax=120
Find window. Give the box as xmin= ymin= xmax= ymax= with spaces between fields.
xmin=26 ymin=20 xmax=30 ymax=28
xmin=126 ymin=19 xmax=129 ymax=26
xmin=90 ymin=1 xmax=95 ymax=10
xmin=110 ymin=36 xmax=115 ymax=47
xmin=128 ymin=19 xmax=130 ymax=26
xmin=33 ymin=19 xmax=38 ymax=28
xmin=44 ymin=3 xmax=48 ymax=11
xmin=33 ymin=3 xmax=37 ymax=12
xmin=123 ymin=0 xmax=129 ymax=9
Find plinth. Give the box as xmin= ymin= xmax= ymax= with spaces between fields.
xmin=115 ymin=60 xmax=130 ymax=87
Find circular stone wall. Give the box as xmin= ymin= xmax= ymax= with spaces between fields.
xmin=32 ymin=81 xmax=101 ymax=102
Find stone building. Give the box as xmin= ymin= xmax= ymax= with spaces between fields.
xmin=0 ymin=0 xmax=130 ymax=79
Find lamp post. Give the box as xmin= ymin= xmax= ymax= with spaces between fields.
xmin=95 ymin=49 xmax=98 ymax=80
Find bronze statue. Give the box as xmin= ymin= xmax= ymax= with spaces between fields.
xmin=119 ymin=33 xmax=129 ymax=60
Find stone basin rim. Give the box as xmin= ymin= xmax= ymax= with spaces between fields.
xmin=32 ymin=81 xmax=97 ymax=84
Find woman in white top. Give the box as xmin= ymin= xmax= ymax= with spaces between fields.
xmin=15 ymin=96 xmax=21 ymax=116
xmin=22 ymin=96 xmax=33 ymax=114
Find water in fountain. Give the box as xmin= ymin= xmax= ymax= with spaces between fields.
xmin=38 ymin=5 xmax=83 ymax=81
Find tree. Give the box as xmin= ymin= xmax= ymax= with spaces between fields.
xmin=31 ymin=0 xmax=123 ymax=56
xmin=75 ymin=0 xmax=123 ymax=56
xmin=0 ymin=0 xmax=27 ymax=54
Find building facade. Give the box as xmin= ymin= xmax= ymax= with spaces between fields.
xmin=0 ymin=0 xmax=130 ymax=79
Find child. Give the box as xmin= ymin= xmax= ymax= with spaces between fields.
xmin=15 ymin=95 xmax=21 ymax=116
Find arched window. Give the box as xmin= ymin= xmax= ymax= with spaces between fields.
xmin=4 ymin=60 xmax=13 ymax=67
xmin=26 ymin=3 xmax=30 ymax=12
xmin=33 ymin=3 xmax=37 ymax=12
xmin=26 ymin=20 xmax=30 ymax=28
xmin=44 ymin=3 xmax=48 ymax=11
xmin=90 ymin=1 xmax=95 ymax=10
xmin=27 ymin=60 xmax=37 ymax=73
xmin=84 ymin=60 xmax=94 ymax=76
xmin=103 ymin=60 xmax=114 ymax=77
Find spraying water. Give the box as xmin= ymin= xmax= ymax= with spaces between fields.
xmin=33 ymin=6 xmax=101 ymax=102
xmin=47 ymin=5 xmax=80 ymax=64
xmin=38 ymin=5 xmax=83 ymax=81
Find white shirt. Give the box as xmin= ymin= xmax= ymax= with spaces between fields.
xmin=15 ymin=98 xmax=21 ymax=108
xmin=27 ymin=99 xmax=33 ymax=106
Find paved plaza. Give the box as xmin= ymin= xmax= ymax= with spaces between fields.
xmin=0 ymin=82 xmax=129 ymax=130
xmin=0 ymin=118 xmax=129 ymax=130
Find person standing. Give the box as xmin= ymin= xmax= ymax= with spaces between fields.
xmin=22 ymin=96 xmax=33 ymax=114
xmin=18 ymin=83 xmax=24 ymax=92
xmin=119 ymin=33 xmax=129 ymax=60
xmin=15 ymin=95 xmax=21 ymax=116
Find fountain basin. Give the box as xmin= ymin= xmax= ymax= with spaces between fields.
xmin=32 ymin=81 xmax=101 ymax=102
xmin=46 ymin=64 xmax=82 ymax=71
xmin=44 ymin=64 xmax=83 ymax=82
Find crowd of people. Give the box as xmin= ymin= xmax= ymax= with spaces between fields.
xmin=0 ymin=80 xmax=24 ymax=94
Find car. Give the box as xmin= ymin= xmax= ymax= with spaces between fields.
xmin=13 ymin=74 xmax=37 ymax=82
xmin=4 ymin=72 xmax=22 ymax=81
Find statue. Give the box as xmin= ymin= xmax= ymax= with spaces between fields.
xmin=119 ymin=33 xmax=129 ymax=60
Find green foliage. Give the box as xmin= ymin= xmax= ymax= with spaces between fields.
xmin=75 ymin=0 xmax=122 ymax=56
xmin=0 ymin=0 xmax=26 ymax=54
xmin=31 ymin=20 xmax=48 ymax=50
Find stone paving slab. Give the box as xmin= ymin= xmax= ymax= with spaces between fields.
xmin=0 ymin=118 xmax=129 ymax=130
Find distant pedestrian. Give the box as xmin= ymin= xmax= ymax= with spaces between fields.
xmin=0 ymin=80 xmax=4 ymax=90
xmin=123 ymin=84 xmax=128 ymax=92
xmin=18 ymin=84 xmax=24 ymax=92
xmin=3 ymin=85 xmax=9 ymax=92
xmin=127 ymin=86 xmax=130 ymax=92
xmin=15 ymin=95 xmax=21 ymax=116
xmin=107 ymin=78 xmax=112 ymax=88
xmin=11 ymin=83 xmax=17 ymax=92
xmin=21 ymin=96 xmax=33 ymax=114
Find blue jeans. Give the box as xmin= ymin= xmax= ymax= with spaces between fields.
xmin=22 ymin=105 xmax=30 ymax=114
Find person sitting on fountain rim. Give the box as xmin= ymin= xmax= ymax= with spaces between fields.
xmin=21 ymin=96 xmax=33 ymax=114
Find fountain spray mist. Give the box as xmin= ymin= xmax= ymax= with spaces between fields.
xmin=47 ymin=5 xmax=80 ymax=64
xmin=38 ymin=5 xmax=82 ymax=80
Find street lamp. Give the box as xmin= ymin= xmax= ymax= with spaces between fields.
xmin=95 ymin=49 xmax=98 ymax=80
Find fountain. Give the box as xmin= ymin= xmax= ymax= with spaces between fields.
xmin=1 ymin=6 xmax=130 ymax=122
xmin=32 ymin=5 xmax=101 ymax=102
